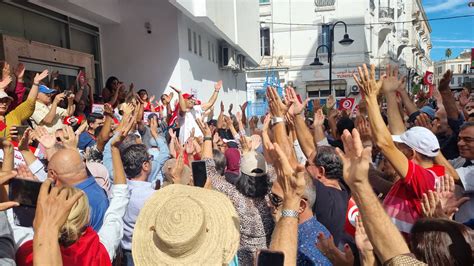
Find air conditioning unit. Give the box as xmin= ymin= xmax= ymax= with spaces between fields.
xmin=218 ymin=43 xmax=238 ymax=70
xmin=351 ymin=85 xmax=360 ymax=93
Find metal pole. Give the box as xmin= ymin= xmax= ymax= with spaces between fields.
xmin=329 ymin=27 xmax=333 ymax=96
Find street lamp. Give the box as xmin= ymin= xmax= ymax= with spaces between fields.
xmin=310 ymin=21 xmax=353 ymax=95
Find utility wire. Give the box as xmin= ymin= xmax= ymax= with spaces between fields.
xmin=259 ymin=14 xmax=474 ymax=27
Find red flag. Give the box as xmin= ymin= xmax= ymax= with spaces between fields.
xmin=338 ymin=98 xmax=355 ymax=111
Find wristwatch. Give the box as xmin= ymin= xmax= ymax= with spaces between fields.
xmin=281 ymin=209 xmax=299 ymax=219
xmin=203 ymin=136 xmax=212 ymax=141
xmin=271 ymin=116 xmax=284 ymax=126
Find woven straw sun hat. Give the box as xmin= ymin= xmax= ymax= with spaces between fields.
xmin=132 ymin=184 xmax=240 ymax=265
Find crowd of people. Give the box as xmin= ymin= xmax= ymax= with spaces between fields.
xmin=0 ymin=59 xmax=473 ymax=266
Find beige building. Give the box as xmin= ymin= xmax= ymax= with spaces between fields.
xmin=433 ymin=49 xmax=473 ymax=90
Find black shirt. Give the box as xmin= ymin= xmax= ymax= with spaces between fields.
xmin=312 ymin=179 xmax=350 ymax=246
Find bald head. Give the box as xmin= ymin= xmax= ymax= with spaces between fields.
xmin=49 ymin=148 xmax=87 ymax=186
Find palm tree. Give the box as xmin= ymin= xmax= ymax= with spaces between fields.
xmin=445 ymin=48 xmax=452 ymax=59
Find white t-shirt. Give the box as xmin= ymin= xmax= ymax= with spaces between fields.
xmin=178 ymin=105 xmax=204 ymax=143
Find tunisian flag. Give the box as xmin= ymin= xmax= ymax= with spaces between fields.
xmin=423 ymin=71 xmax=434 ymax=97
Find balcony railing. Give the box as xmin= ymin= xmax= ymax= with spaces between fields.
xmin=379 ymin=7 xmax=395 ymax=20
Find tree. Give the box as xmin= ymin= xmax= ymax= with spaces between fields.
xmin=445 ymin=48 xmax=452 ymax=59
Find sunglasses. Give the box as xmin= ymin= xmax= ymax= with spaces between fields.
xmin=269 ymin=192 xmax=283 ymax=208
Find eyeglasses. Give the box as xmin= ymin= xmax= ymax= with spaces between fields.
xmin=269 ymin=192 xmax=284 ymax=208
xmin=147 ymin=154 xmax=154 ymax=162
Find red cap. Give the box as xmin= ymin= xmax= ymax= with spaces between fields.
xmin=182 ymin=93 xmax=194 ymax=100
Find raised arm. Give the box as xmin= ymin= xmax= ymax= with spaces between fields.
xmin=269 ymin=143 xmax=306 ymax=266
xmin=353 ymin=64 xmax=409 ymax=178
xmin=438 ymin=70 xmax=459 ymax=120
xmin=170 ymin=86 xmax=187 ymax=113
xmin=286 ymin=87 xmax=315 ymax=158
xmin=201 ymin=80 xmax=221 ymax=111
xmin=97 ymin=104 xmax=114 ymax=152
xmin=382 ymin=65 xmax=406 ymax=134
xmin=28 ymin=70 xmax=49 ymax=101
xmin=337 ymin=129 xmax=410 ymax=263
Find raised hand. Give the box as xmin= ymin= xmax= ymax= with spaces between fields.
xmin=355 ymin=216 xmax=374 ymax=254
xmin=459 ymin=88 xmax=470 ymax=107
xmin=286 ymin=86 xmax=309 ymax=116
xmin=220 ymin=101 xmax=224 ymax=113
xmin=33 ymin=179 xmax=84 ymax=231
xmin=112 ymin=115 xmax=135 ymax=146
xmin=16 ymin=164 xmax=36 ymax=181
xmin=240 ymin=101 xmax=248 ymax=111
xmin=326 ymin=95 xmax=336 ymax=109
xmin=59 ymin=126 xmax=78 ymax=150
xmin=356 ymin=116 xmax=372 ymax=142
xmin=316 ymin=233 xmax=354 ymax=266
xmin=438 ymin=70 xmax=452 ymax=93
xmin=0 ymin=75 xmax=12 ymax=90
xmin=414 ymin=113 xmax=437 ymax=133
xmin=267 ymin=86 xmax=287 ymax=117
xmin=170 ymin=153 xmax=185 ymax=184
xmin=214 ymin=80 xmax=223 ymax=91
xmin=122 ymin=102 xmax=135 ymax=115
xmin=169 ymin=85 xmax=181 ymax=94
xmin=14 ymin=63 xmax=25 ymax=80
xmin=34 ymin=70 xmax=49 ymax=84
xmin=353 ymin=64 xmax=385 ymax=99
xmin=53 ymin=93 xmax=66 ymax=105
xmin=240 ymin=135 xmax=251 ymax=154
xmin=382 ymin=65 xmax=403 ymax=94
xmin=196 ymin=118 xmax=211 ymax=137
xmin=2 ymin=62 xmax=11 ymax=79
xmin=103 ymin=103 xmax=114 ymax=115
xmin=0 ymin=170 xmax=19 ymax=211
xmin=313 ymin=108 xmax=325 ymax=127
xmin=228 ymin=103 xmax=234 ymax=115
xmin=436 ymin=175 xmax=469 ymax=219
xmin=18 ymin=128 xmax=33 ymax=151
xmin=335 ymin=129 xmax=372 ymax=187
xmin=34 ymin=127 xmax=56 ymax=149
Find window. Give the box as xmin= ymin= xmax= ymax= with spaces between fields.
xmin=211 ymin=43 xmax=215 ymax=62
xmin=259 ymin=0 xmax=270 ymax=4
xmin=464 ymin=64 xmax=469 ymax=73
xmin=450 ymin=65 xmax=455 ymax=71
xmin=437 ymin=66 xmax=442 ymax=75
xmin=208 ymin=41 xmax=211 ymax=61
xmin=188 ymin=29 xmax=192 ymax=51
xmin=193 ymin=32 xmax=197 ymax=54
xmin=198 ymin=35 xmax=202 ymax=56
xmin=451 ymin=78 xmax=454 ymax=85
xmin=260 ymin=27 xmax=270 ymax=56
xmin=458 ymin=77 xmax=462 ymax=85
xmin=320 ymin=24 xmax=330 ymax=53
xmin=458 ymin=64 xmax=462 ymax=73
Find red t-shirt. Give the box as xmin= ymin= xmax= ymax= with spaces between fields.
xmin=383 ymin=160 xmax=444 ymax=234
xmin=16 ymin=226 xmax=111 ymax=266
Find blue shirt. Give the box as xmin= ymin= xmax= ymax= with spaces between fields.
xmin=121 ymin=180 xmax=156 ymax=250
xmin=78 ymin=132 xmax=96 ymax=150
xmin=297 ymin=216 xmax=332 ymax=266
xmin=103 ymin=133 xmax=170 ymax=185
xmin=75 ymin=176 xmax=109 ymax=231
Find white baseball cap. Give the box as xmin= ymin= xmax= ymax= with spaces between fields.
xmin=0 ymin=90 xmax=13 ymax=102
xmin=392 ymin=126 xmax=440 ymax=157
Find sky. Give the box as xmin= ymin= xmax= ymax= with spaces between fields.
xmin=422 ymin=0 xmax=474 ymax=61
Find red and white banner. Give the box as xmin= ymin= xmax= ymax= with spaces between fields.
xmin=344 ymin=197 xmax=359 ymax=237
xmin=338 ymin=98 xmax=355 ymax=111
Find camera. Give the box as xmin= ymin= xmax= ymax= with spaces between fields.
xmin=64 ymin=90 xmax=72 ymax=97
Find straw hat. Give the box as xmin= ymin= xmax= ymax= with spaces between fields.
xmin=132 ymin=184 xmax=240 ymax=265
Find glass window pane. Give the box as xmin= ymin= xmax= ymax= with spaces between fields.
xmin=0 ymin=3 xmax=25 ymax=38
xmin=23 ymin=10 xmax=67 ymax=47
xmin=70 ymin=28 xmax=96 ymax=56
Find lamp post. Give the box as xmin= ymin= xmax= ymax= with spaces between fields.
xmin=310 ymin=21 xmax=354 ymax=96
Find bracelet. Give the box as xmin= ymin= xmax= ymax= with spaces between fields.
xmin=281 ymin=209 xmax=299 ymax=219
xmin=271 ymin=117 xmax=284 ymax=126
xmin=203 ymin=136 xmax=212 ymax=141
xmin=33 ymin=82 xmax=39 ymax=86
xmin=214 ymin=90 xmax=220 ymax=93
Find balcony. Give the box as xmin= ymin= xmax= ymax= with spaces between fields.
xmin=400 ymin=29 xmax=409 ymax=44
xmin=379 ymin=7 xmax=394 ymax=21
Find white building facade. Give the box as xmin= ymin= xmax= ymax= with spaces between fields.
xmin=247 ymin=0 xmax=433 ymax=110
xmin=433 ymin=49 xmax=473 ymax=91
xmin=0 ymin=0 xmax=260 ymax=107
